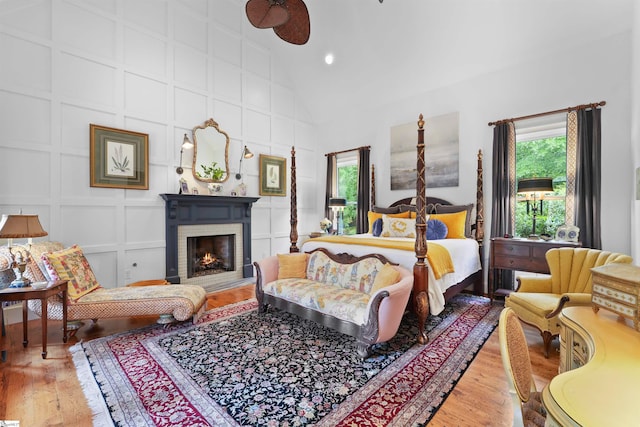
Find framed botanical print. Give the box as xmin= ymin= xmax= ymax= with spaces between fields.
xmin=90 ymin=124 xmax=149 ymax=190
xmin=259 ymin=154 xmax=286 ymax=197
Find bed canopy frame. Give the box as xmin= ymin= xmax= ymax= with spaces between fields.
xmin=288 ymin=114 xmax=485 ymax=345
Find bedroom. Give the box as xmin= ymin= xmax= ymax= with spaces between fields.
xmin=0 ymin=0 xmax=639 ymax=425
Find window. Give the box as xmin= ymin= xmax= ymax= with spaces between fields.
xmin=336 ymin=153 xmax=358 ymax=235
xmin=514 ymin=119 xmax=568 ymax=238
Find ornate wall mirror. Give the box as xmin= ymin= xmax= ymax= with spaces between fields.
xmin=192 ymin=118 xmax=230 ymax=183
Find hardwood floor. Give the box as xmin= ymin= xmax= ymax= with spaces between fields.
xmin=0 ymin=287 xmax=558 ymax=426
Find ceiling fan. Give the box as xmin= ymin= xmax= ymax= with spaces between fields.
xmin=246 ymin=0 xmax=310 ymax=45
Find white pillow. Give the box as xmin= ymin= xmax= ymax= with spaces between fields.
xmin=381 ymin=215 xmax=417 ymax=238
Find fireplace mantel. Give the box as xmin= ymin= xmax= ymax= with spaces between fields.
xmin=160 ymin=194 xmax=259 ymax=284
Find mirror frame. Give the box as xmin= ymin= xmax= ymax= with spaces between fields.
xmin=192 ymin=118 xmax=230 ymax=183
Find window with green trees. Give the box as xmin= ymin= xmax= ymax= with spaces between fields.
xmin=515 ymin=134 xmax=567 ymax=238
xmin=336 ymin=155 xmax=358 ymax=235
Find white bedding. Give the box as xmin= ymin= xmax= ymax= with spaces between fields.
xmin=301 ymin=234 xmax=482 ymax=315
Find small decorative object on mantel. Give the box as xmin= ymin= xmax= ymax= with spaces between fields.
xmin=207 ymin=183 xmax=223 ymax=194
xmin=179 ymin=178 xmax=189 ymax=195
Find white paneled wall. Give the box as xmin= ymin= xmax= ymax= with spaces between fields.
xmin=0 ymin=0 xmax=319 ymax=292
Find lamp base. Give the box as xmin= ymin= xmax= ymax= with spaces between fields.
xmin=9 ymin=278 xmax=29 ymax=288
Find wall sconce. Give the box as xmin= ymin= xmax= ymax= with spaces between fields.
xmin=176 ymin=133 xmax=194 ymax=175
xmin=0 ymin=213 xmax=48 ymax=287
xmin=328 ymin=198 xmax=346 ymax=235
xmin=235 ymin=145 xmax=254 ymax=180
xmin=517 ymin=177 xmax=553 ymax=239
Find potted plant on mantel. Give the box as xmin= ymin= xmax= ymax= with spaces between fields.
xmin=196 ymin=162 xmax=225 ymax=194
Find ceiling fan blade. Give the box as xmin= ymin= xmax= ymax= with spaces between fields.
xmin=246 ymin=0 xmax=290 ymax=29
xmin=273 ymin=0 xmax=310 ymax=45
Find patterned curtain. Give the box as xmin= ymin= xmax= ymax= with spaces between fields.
xmin=491 ymin=122 xmax=516 ymax=290
xmin=573 ymin=108 xmax=602 ymax=249
xmin=356 ymin=147 xmax=371 ymax=234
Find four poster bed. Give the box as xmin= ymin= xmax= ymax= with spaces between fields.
xmin=288 ymin=114 xmax=485 ymax=344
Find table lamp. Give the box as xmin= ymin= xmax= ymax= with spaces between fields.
xmin=328 ymin=198 xmax=346 ymax=235
xmin=0 ymin=213 xmax=48 ymax=287
xmin=517 ymin=177 xmax=553 ymax=239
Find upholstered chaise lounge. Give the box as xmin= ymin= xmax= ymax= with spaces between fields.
xmin=0 ymin=242 xmax=206 ymax=333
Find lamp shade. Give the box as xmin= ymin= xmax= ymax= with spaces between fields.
xmin=328 ymin=198 xmax=346 ymax=208
xmin=517 ymin=177 xmax=553 ymax=193
xmin=0 ymin=214 xmax=48 ymax=238
xmin=243 ymin=146 xmax=254 ymax=159
xmin=181 ymin=133 xmax=193 ymax=149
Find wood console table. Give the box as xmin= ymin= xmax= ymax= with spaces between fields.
xmin=0 ymin=280 xmax=68 ymax=360
xmin=542 ymin=306 xmax=640 ymax=426
xmin=489 ymin=237 xmax=580 ymax=298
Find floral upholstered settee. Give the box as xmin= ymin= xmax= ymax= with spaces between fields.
xmin=0 ymin=241 xmax=206 ymax=332
xmin=254 ymin=248 xmax=413 ymax=358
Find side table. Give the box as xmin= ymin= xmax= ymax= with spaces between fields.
xmin=489 ymin=237 xmax=581 ymax=298
xmin=0 ymin=280 xmax=68 ymax=360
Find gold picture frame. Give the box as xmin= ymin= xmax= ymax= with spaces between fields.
xmin=90 ymin=124 xmax=149 ymax=190
xmin=259 ymin=154 xmax=286 ymax=197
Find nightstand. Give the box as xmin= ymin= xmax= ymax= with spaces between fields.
xmin=489 ymin=237 xmax=580 ymax=298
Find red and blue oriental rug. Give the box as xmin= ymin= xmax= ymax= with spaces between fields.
xmin=71 ymin=294 xmax=500 ymax=426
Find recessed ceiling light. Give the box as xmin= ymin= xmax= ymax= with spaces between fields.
xmin=324 ymin=53 xmax=334 ymax=65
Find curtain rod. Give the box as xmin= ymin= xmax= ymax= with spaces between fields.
xmin=488 ymin=101 xmax=606 ymax=127
xmin=325 ymin=145 xmax=371 ymax=157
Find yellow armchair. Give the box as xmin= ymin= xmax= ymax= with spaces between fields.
xmin=505 ymin=247 xmax=632 ymax=357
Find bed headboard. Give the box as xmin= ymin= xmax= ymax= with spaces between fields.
xmin=389 ymin=197 xmax=452 ymax=207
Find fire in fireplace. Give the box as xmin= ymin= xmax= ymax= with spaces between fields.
xmin=187 ymin=234 xmax=235 ymax=278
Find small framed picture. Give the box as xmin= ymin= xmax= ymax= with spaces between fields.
xmin=179 ymin=178 xmax=189 ymax=194
xmin=259 ymin=154 xmax=286 ymax=197
xmin=192 ymin=187 xmax=198 ymax=195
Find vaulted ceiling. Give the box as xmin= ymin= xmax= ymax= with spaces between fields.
xmin=245 ymin=0 xmax=634 ymax=124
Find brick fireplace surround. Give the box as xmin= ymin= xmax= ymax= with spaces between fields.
xmin=160 ymin=194 xmax=259 ymax=288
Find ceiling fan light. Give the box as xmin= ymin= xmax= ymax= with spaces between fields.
xmin=246 ymin=0 xmax=290 ymax=29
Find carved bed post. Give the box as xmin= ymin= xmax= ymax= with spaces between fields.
xmin=414 ymin=114 xmax=429 ymax=345
xmin=371 ymin=164 xmax=376 ymax=208
xmin=475 ymin=149 xmax=484 ymax=242
xmin=289 ymin=146 xmax=299 ymax=253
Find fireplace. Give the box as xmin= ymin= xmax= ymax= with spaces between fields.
xmin=161 ymin=194 xmax=259 ymax=291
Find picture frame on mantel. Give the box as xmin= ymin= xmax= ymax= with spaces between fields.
xmin=259 ymin=154 xmax=286 ymax=197
xmin=90 ymin=124 xmax=149 ymax=190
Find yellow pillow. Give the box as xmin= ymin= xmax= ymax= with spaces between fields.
xmin=42 ymin=245 xmax=101 ymax=301
xmin=277 ymin=253 xmax=309 ymax=279
xmin=370 ymin=263 xmax=401 ymax=294
xmin=367 ymin=210 xmax=410 ymax=233
xmin=430 ymin=211 xmax=467 ymax=239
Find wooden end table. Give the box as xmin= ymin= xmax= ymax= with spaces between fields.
xmin=489 ymin=237 xmax=581 ymax=298
xmin=0 ymin=280 xmax=68 ymax=360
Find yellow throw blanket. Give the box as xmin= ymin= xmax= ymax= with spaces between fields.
xmin=310 ymin=235 xmax=454 ymax=279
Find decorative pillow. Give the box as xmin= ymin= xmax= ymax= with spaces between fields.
xmin=372 ymin=206 xmax=400 ymax=214
xmin=42 ymin=245 xmax=101 ymax=301
xmin=277 ymin=253 xmax=309 ymax=279
xmin=430 ymin=211 xmax=467 ymax=239
xmin=434 ymin=203 xmax=474 ymax=238
xmin=370 ymin=263 xmax=401 ymax=295
xmin=381 ymin=215 xmax=416 ymax=238
xmin=426 ymin=219 xmax=448 ymax=240
xmin=367 ymin=210 xmax=410 ymax=233
xmin=372 ymin=218 xmax=384 ymax=237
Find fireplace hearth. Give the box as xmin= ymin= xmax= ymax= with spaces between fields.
xmin=160 ymin=194 xmax=259 ymax=290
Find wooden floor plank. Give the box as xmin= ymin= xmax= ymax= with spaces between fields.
xmin=0 ymin=287 xmax=557 ymax=426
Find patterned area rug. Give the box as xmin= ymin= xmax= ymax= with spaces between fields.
xmin=72 ymin=294 xmax=501 ymax=426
